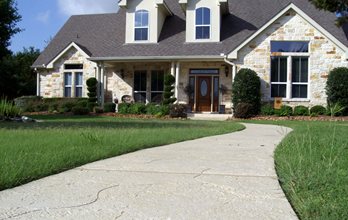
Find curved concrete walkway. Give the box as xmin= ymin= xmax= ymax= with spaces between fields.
xmin=0 ymin=124 xmax=297 ymax=220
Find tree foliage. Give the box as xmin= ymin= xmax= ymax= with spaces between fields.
xmin=0 ymin=47 xmax=40 ymax=99
xmin=309 ymin=0 xmax=348 ymax=26
xmin=163 ymin=74 xmax=177 ymax=105
xmin=0 ymin=0 xmax=21 ymax=59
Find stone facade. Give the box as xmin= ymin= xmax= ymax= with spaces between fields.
xmin=39 ymin=47 xmax=97 ymax=98
xmin=235 ymin=9 xmax=348 ymax=107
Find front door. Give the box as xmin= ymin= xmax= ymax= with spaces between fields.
xmin=196 ymin=76 xmax=212 ymax=112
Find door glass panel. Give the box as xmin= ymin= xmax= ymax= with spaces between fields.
xmin=214 ymin=77 xmax=219 ymax=97
xmin=201 ymin=80 xmax=208 ymax=97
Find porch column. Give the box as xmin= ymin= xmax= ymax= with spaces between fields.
xmin=171 ymin=61 xmax=175 ymax=76
xmin=36 ymin=70 xmax=40 ymax=96
xmin=232 ymin=64 xmax=237 ymax=83
xmin=97 ymin=63 xmax=101 ymax=105
xmin=100 ymin=62 xmax=105 ymax=106
xmin=175 ymin=61 xmax=180 ymax=101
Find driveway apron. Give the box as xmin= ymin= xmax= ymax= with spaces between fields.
xmin=0 ymin=123 xmax=297 ymax=220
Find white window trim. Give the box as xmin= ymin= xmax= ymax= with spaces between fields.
xmin=270 ymin=55 xmax=310 ymax=100
xmin=64 ymin=67 xmax=84 ymax=98
xmin=134 ymin=10 xmax=150 ymax=42
xmin=195 ymin=7 xmax=211 ymax=41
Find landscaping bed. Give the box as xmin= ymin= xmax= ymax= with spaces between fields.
xmin=232 ymin=115 xmax=348 ymax=122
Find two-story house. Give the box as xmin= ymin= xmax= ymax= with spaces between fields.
xmin=32 ymin=0 xmax=348 ymax=113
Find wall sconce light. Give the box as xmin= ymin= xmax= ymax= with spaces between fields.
xmin=120 ymin=69 xmax=125 ymax=79
xmin=224 ymin=65 xmax=229 ymax=77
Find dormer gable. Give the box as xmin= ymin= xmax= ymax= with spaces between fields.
xmin=179 ymin=0 xmax=229 ymax=43
xmin=119 ymin=0 xmax=172 ymax=44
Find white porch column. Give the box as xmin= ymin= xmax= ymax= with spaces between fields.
xmin=100 ymin=62 xmax=105 ymax=106
xmin=36 ymin=70 xmax=40 ymax=96
xmin=97 ymin=63 xmax=101 ymax=105
xmin=175 ymin=61 xmax=180 ymax=101
xmin=171 ymin=61 xmax=175 ymax=76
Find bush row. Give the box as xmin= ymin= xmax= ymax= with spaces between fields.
xmin=259 ymin=104 xmax=343 ymax=117
xmin=118 ymin=103 xmax=187 ymax=118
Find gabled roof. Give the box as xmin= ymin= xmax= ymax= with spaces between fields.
xmin=33 ymin=0 xmax=348 ymax=67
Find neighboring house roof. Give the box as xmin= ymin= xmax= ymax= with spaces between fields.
xmin=33 ymin=0 xmax=348 ymax=67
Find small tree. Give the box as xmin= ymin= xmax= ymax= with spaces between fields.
xmin=326 ymin=67 xmax=348 ymax=115
xmin=163 ymin=74 xmax=177 ymax=105
xmin=86 ymin=77 xmax=98 ymax=110
xmin=232 ymin=68 xmax=261 ymax=116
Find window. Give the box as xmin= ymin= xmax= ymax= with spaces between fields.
xmin=195 ymin=7 xmax=210 ymax=40
xmin=75 ymin=72 xmax=83 ymax=97
xmin=151 ymin=70 xmax=164 ymax=104
xmin=64 ymin=64 xmax=83 ymax=70
xmin=135 ymin=10 xmax=149 ymax=41
xmin=134 ymin=71 xmax=147 ymax=103
xmin=292 ymin=57 xmax=308 ymax=98
xmin=270 ymin=41 xmax=309 ymax=99
xmin=271 ymin=41 xmax=309 ymax=53
xmin=64 ymin=73 xmax=72 ymax=97
xmin=271 ymin=57 xmax=287 ymax=98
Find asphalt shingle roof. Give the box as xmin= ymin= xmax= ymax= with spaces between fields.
xmin=33 ymin=0 xmax=348 ymax=67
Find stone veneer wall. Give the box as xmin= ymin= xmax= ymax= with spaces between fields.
xmin=39 ymin=47 xmax=97 ymax=98
xmin=235 ymin=9 xmax=348 ymax=107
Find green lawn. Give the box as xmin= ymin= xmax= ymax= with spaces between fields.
xmin=246 ymin=120 xmax=348 ymax=220
xmin=0 ymin=115 xmax=244 ymax=191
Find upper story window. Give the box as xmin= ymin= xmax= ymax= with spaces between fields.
xmin=134 ymin=10 xmax=149 ymax=41
xmin=195 ymin=7 xmax=210 ymax=40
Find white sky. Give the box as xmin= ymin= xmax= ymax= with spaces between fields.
xmin=57 ymin=0 xmax=119 ymax=16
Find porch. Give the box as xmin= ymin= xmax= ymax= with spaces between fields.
xmin=96 ymin=60 xmax=234 ymax=113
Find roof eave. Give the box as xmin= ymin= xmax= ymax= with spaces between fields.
xmin=89 ymin=55 xmax=224 ymax=62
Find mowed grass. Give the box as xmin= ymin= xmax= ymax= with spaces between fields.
xmin=0 ymin=115 xmax=244 ymax=191
xmin=247 ymin=120 xmax=348 ymax=219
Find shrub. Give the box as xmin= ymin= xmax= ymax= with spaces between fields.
xmin=163 ymin=74 xmax=177 ymax=105
xmin=0 ymin=98 xmax=22 ymax=119
xmin=86 ymin=77 xmax=98 ymax=104
xmin=234 ymin=103 xmax=254 ymax=119
xmin=71 ymin=106 xmax=89 ymax=115
xmin=76 ymin=99 xmax=88 ymax=108
xmin=103 ymin=102 xmax=116 ymax=113
xmin=129 ymin=103 xmax=146 ymax=114
xmin=310 ymin=105 xmax=326 ymax=115
xmin=326 ymin=67 xmax=348 ymax=115
xmin=169 ymin=104 xmax=187 ymax=118
xmin=260 ymin=104 xmax=275 ymax=116
xmin=145 ymin=104 xmax=170 ymax=116
xmin=232 ymin=68 xmax=261 ymax=115
xmin=14 ymin=96 xmax=42 ymax=111
xmin=118 ymin=103 xmax=130 ymax=114
xmin=275 ymin=105 xmax=293 ymax=116
xmin=87 ymin=102 xmax=98 ymax=112
xmin=58 ymin=101 xmax=76 ymax=113
xmin=94 ymin=107 xmax=104 ymax=114
xmin=293 ymin=105 xmax=309 ymax=116
xmin=34 ymin=103 xmax=49 ymax=112
xmin=327 ymin=103 xmax=345 ymax=117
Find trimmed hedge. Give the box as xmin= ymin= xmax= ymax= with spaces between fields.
xmin=232 ymin=69 xmax=261 ymax=116
xmin=163 ymin=75 xmax=177 ymax=105
xmin=310 ymin=105 xmax=326 ymax=115
xmin=118 ymin=103 xmax=170 ymax=116
xmin=275 ymin=105 xmax=293 ymax=116
xmin=260 ymin=104 xmax=275 ymax=116
xmin=72 ymin=106 xmax=89 ymax=115
xmin=326 ymin=67 xmax=348 ymax=115
xmin=103 ymin=102 xmax=116 ymax=113
xmin=293 ymin=105 xmax=309 ymax=116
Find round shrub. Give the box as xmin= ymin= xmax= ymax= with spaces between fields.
xmin=129 ymin=103 xmax=146 ymax=114
xmin=275 ymin=105 xmax=293 ymax=116
xmin=310 ymin=105 xmax=326 ymax=115
xmin=118 ymin=103 xmax=130 ymax=114
xmin=72 ymin=106 xmax=89 ymax=115
xmin=234 ymin=103 xmax=254 ymax=119
xmin=326 ymin=67 xmax=348 ymax=115
xmin=232 ymin=69 xmax=261 ymax=116
xmin=86 ymin=77 xmax=98 ymax=87
xmin=261 ymin=104 xmax=275 ymax=116
xmin=103 ymin=102 xmax=116 ymax=113
xmin=293 ymin=105 xmax=309 ymax=116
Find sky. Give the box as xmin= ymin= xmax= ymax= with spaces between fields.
xmin=10 ymin=0 xmax=119 ymax=53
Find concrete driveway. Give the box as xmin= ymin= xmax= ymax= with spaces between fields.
xmin=0 ymin=123 xmax=297 ymax=220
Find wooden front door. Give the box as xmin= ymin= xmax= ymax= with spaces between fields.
xmin=196 ymin=76 xmax=212 ymax=112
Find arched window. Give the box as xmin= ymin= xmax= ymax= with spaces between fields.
xmin=134 ymin=10 xmax=149 ymax=41
xmin=195 ymin=7 xmax=210 ymax=40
